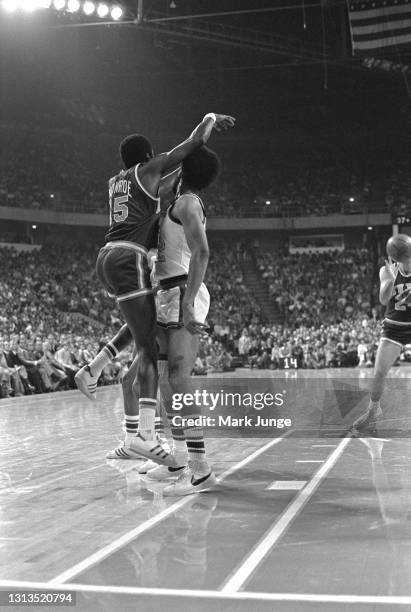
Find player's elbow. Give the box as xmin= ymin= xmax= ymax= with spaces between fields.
xmin=194 ymin=245 xmax=210 ymax=260
xmin=200 ymin=246 xmax=210 ymax=260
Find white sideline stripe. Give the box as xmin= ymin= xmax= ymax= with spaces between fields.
xmin=1 ymin=580 xmax=411 ymax=605
xmin=221 ymin=436 xmax=351 ymax=593
xmin=48 ymin=436 xmax=285 ymax=585
xmin=266 ymin=481 xmax=306 ymax=491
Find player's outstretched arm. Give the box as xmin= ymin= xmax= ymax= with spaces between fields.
xmin=379 ymin=259 xmax=397 ymax=305
xmin=139 ymin=113 xmax=235 ymax=197
xmin=175 ymin=195 xmax=210 ymax=335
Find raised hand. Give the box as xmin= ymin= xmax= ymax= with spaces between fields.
xmin=382 ymin=257 xmax=398 ymax=282
xmin=213 ymin=114 xmax=236 ymax=132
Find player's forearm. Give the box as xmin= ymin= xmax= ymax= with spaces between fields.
xmin=189 ymin=114 xmax=216 ymax=146
xmin=183 ymin=249 xmax=209 ymax=305
xmin=159 ymin=115 xmax=216 ymax=174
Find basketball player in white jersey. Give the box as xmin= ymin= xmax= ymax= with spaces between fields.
xmin=352 ymin=236 xmax=411 ymax=434
xmin=148 ymin=145 xmax=221 ymax=495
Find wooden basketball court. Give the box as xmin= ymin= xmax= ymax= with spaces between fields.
xmin=0 ymin=367 xmax=410 ymax=611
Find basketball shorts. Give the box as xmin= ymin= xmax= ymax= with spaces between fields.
xmin=96 ymin=241 xmax=152 ymax=302
xmin=381 ymin=320 xmax=411 ymax=347
xmin=156 ymin=275 xmax=210 ymax=329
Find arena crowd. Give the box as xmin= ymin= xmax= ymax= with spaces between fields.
xmin=1 ymin=125 xmax=411 ymax=218
xmin=0 ymin=242 xmax=394 ymax=399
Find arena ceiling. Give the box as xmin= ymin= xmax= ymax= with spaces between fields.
xmin=132 ymin=0 xmax=351 ymax=72
xmin=1 ymin=0 xmax=411 ymax=143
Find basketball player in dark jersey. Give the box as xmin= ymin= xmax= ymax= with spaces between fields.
xmin=76 ymin=112 xmax=235 ymax=466
xmin=353 ymin=241 xmax=411 ymax=433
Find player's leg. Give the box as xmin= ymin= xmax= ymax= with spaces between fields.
xmin=353 ymin=338 xmax=401 ymax=431
xmin=145 ymin=325 xmax=187 ymax=480
xmin=107 ymin=347 xmax=169 ymax=460
xmin=106 ymin=348 xmax=139 ymax=459
xmin=94 ymin=245 xmax=175 ymax=466
xmin=75 ymin=324 xmax=133 ymax=401
xmin=158 ymin=325 xmax=186 ymax=456
xmin=118 ymin=295 xmax=156 ymax=427
xmin=76 ymin=245 xmax=134 ymax=401
xmin=163 ymin=325 xmax=216 ymax=496
xmin=118 ymin=295 xmax=177 ymax=467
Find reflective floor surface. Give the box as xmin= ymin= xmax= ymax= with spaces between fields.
xmin=0 ymin=367 xmax=410 ymax=611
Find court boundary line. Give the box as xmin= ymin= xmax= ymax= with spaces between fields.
xmin=1 ymin=580 xmax=411 ymax=605
xmin=221 ymin=436 xmax=352 ymax=593
xmin=48 ymin=435 xmax=286 ymax=585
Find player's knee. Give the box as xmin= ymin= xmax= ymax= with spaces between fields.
xmin=139 ymin=345 xmax=158 ymax=368
xmin=135 ymin=351 xmax=158 ymax=386
xmin=168 ymin=369 xmax=189 ymax=392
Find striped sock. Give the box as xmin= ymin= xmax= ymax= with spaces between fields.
xmin=158 ymin=356 xmax=168 ymax=380
xmin=157 ymin=357 xmax=168 ymax=436
xmin=138 ymin=398 xmax=157 ymax=439
xmin=166 ymin=407 xmax=186 ymax=451
xmin=155 ymin=416 xmax=165 ymax=437
xmin=124 ymin=414 xmax=139 ymax=444
xmin=89 ymin=343 xmax=117 ymax=377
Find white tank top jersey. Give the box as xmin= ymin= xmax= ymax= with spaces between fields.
xmin=155 ymin=193 xmax=206 ymax=281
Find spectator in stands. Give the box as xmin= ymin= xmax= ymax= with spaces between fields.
xmin=0 ymin=338 xmax=13 ymax=398
xmin=54 ymin=339 xmax=80 ymax=388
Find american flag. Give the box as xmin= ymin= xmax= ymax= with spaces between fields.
xmin=348 ymin=0 xmax=411 ymax=56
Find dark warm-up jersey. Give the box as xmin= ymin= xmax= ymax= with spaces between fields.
xmin=105 ymin=164 xmax=160 ymax=250
xmin=385 ymin=268 xmax=411 ymax=325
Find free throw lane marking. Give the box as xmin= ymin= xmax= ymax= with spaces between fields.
xmin=1 ymin=580 xmax=411 ymax=606
xmin=49 ymin=436 xmax=285 ymax=585
xmin=221 ymin=436 xmax=351 ymax=593
xmin=266 ymin=481 xmax=307 ymax=491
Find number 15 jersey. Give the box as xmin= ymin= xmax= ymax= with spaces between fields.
xmin=105 ymin=164 xmax=161 ymax=251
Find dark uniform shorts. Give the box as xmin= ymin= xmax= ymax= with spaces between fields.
xmin=96 ymin=241 xmax=152 ymax=302
xmin=382 ymin=320 xmax=411 ymax=347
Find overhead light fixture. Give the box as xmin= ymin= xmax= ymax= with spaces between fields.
xmin=110 ymin=4 xmax=121 ymax=19
xmin=97 ymin=2 xmax=108 ymax=17
xmin=67 ymin=0 xmax=79 ymax=10
xmin=83 ymin=0 xmax=94 ymax=13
